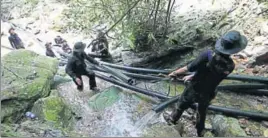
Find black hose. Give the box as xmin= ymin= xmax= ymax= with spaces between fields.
xmin=217 ymin=83 xmax=267 ymax=90
xmin=206 ymin=104 xmax=268 ymax=121
xmin=153 ymin=96 xmax=268 ymax=121
xmin=95 ymin=72 xmax=170 ymax=99
xmin=100 ymin=61 xmax=172 ymax=74
xmin=227 ymin=74 xmax=268 ymax=84
xmin=100 ymin=65 xmax=135 ymax=85
xmin=229 ymin=89 xmax=268 ymax=96
xmin=101 ymin=61 xmax=268 ymax=83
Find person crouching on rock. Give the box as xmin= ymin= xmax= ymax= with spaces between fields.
xmin=45 ymin=42 xmax=56 ymax=58
xmin=65 ymin=42 xmax=101 ymax=92
xmin=163 ymin=30 xmax=248 ymax=137
xmin=8 ymin=27 xmax=25 ymax=49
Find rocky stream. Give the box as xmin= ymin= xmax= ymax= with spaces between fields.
xmin=1 ymin=0 xmax=268 ymax=137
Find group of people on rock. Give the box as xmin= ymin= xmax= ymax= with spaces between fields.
xmin=7 ymin=26 xmax=249 ymax=137
xmin=45 ymin=35 xmax=72 ymax=58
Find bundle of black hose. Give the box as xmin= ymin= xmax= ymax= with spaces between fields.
xmin=100 ymin=65 xmax=135 ymax=85
xmin=216 ymin=83 xmax=267 ymax=90
xmin=227 ymin=74 xmax=268 ymax=84
xmin=95 ymin=72 xmax=170 ymax=100
xmin=100 ymin=61 xmax=172 ymax=74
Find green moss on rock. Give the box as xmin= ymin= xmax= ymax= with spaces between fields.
xmin=1 ymin=50 xmax=59 ymax=123
xmin=31 ymin=94 xmax=74 ymax=129
xmin=142 ymin=123 xmax=181 ymax=137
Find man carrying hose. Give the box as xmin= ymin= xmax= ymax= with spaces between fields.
xmin=66 ymin=42 xmax=101 ymax=92
xmin=163 ymin=30 xmax=248 ymax=136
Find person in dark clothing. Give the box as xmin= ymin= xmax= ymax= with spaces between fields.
xmin=54 ymin=36 xmax=65 ymax=45
xmin=163 ymin=30 xmax=248 ymax=137
xmin=65 ymin=42 xmax=101 ymax=91
xmin=45 ymin=42 xmax=56 ymax=58
xmin=8 ymin=28 xmax=25 ymax=49
xmin=62 ymin=40 xmax=72 ymax=54
xmin=91 ymin=31 xmax=109 ymax=56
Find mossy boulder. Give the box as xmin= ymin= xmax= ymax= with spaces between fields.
xmin=88 ymin=86 xmax=122 ymax=111
xmin=1 ymin=50 xmax=59 ymax=123
xmin=1 ymin=120 xmax=82 ymax=137
xmin=212 ymin=115 xmax=247 ymax=137
xmin=31 ymin=93 xmax=74 ymax=129
xmin=142 ymin=123 xmax=181 ymax=137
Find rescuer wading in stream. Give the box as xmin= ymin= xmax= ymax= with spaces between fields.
xmin=163 ymin=30 xmax=248 ymax=137
xmin=65 ymin=42 xmax=101 ymax=92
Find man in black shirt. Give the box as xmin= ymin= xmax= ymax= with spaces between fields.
xmin=66 ymin=42 xmax=101 ymax=91
xmin=163 ymin=30 xmax=248 ymax=136
xmin=45 ymin=42 xmax=56 ymax=58
xmin=8 ymin=28 xmax=25 ymax=49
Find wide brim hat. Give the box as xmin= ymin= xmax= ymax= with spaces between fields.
xmin=215 ymin=30 xmax=248 ymax=55
xmin=73 ymin=42 xmax=86 ymax=52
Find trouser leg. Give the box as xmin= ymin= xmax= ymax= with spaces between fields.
xmin=170 ymin=88 xmax=196 ymax=122
xmin=86 ymin=71 xmax=97 ymax=90
xmin=196 ymin=100 xmax=209 ymax=137
xmin=73 ymin=75 xmax=84 ymax=91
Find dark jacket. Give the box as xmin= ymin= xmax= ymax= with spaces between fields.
xmin=8 ymin=33 xmax=24 ymax=49
xmin=46 ymin=48 xmax=56 ymax=57
xmin=62 ymin=44 xmax=72 ymax=53
xmin=65 ymin=52 xmax=99 ymax=79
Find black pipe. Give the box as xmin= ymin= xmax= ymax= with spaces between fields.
xmin=230 ymin=89 xmax=268 ymax=96
xmin=95 ymin=72 xmax=170 ymax=99
xmin=100 ymin=65 xmax=135 ymax=85
xmin=100 ymin=61 xmax=172 ymax=74
xmin=101 ymin=61 xmax=268 ymax=84
xmin=206 ymin=104 xmax=268 ymax=121
xmin=227 ymin=74 xmax=268 ymax=84
xmin=217 ymin=83 xmax=267 ymax=90
xmin=153 ymin=96 xmax=268 ymax=121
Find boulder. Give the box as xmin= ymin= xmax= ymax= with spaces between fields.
xmin=1 ymin=120 xmax=82 ymax=137
xmin=1 ymin=50 xmax=59 ymax=123
xmin=31 ymin=92 xmax=74 ymax=129
xmin=212 ymin=115 xmax=247 ymax=137
xmin=142 ymin=123 xmax=181 ymax=137
xmin=88 ymin=86 xmax=122 ymax=111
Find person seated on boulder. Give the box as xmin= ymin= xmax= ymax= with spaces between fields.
xmin=45 ymin=42 xmax=56 ymax=58
xmin=8 ymin=27 xmax=25 ymax=49
xmin=65 ymin=42 xmax=101 ymax=92
xmin=90 ymin=31 xmax=109 ymax=56
xmin=62 ymin=40 xmax=72 ymax=54
xmin=54 ymin=35 xmax=65 ymax=46
xmin=163 ymin=30 xmax=248 ymax=137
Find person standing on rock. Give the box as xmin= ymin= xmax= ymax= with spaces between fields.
xmin=163 ymin=30 xmax=248 ymax=137
xmin=8 ymin=27 xmax=25 ymax=49
xmin=66 ymin=42 xmax=101 ymax=92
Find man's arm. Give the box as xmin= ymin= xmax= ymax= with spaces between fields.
xmin=65 ymin=58 xmax=76 ymax=79
xmin=169 ymin=50 xmax=211 ymax=77
xmin=168 ymin=66 xmax=188 ymax=77
xmin=84 ymin=52 xmax=99 ymax=65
